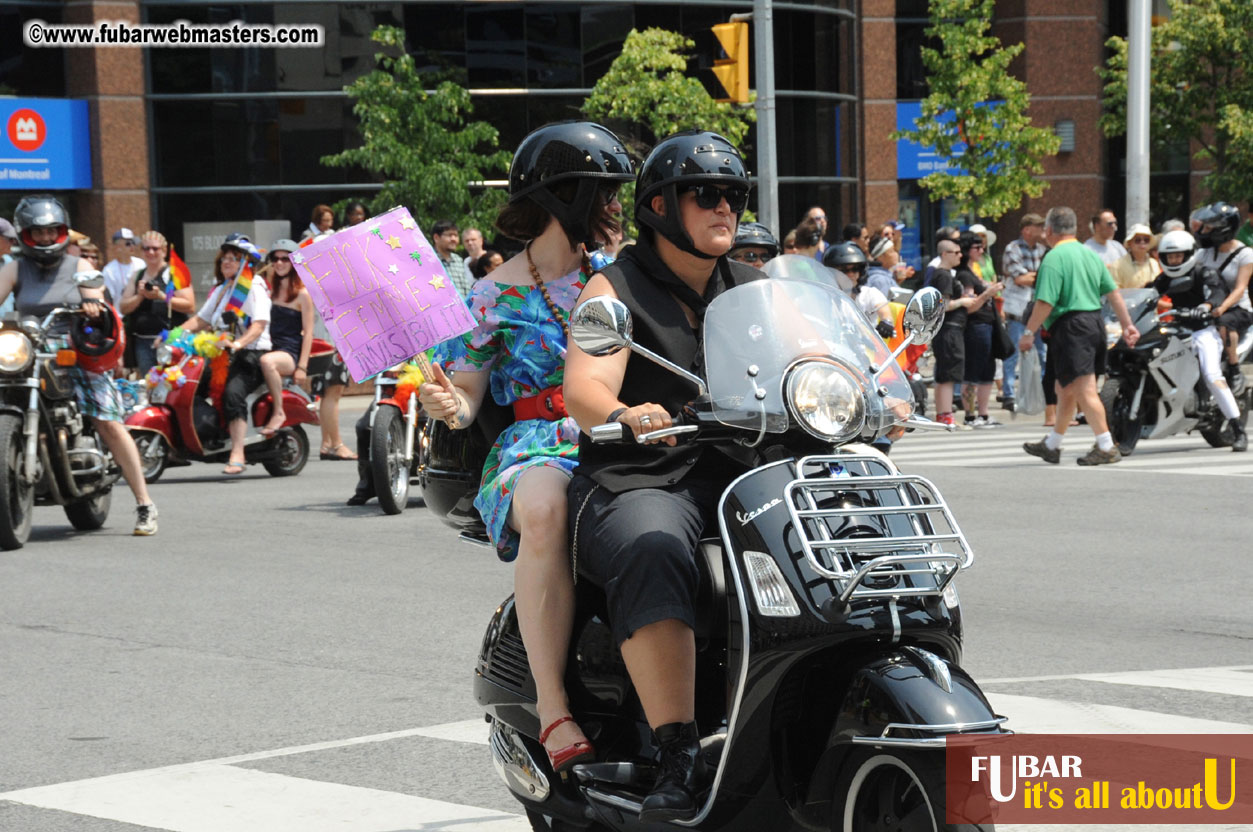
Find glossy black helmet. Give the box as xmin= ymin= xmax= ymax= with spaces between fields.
xmin=14 ymin=194 xmax=70 ymax=266
xmin=731 ymin=221 xmax=779 ymax=257
xmin=1190 ymin=202 xmax=1241 ymax=248
xmin=822 ymin=240 xmax=868 ymax=273
xmin=508 ymin=121 xmax=633 ymax=249
xmin=635 ymin=130 xmax=750 ymax=259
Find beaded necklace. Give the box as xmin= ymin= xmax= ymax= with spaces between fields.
xmin=525 ymin=242 xmax=591 ymax=340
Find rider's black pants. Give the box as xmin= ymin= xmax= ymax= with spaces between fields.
xmin=222 ymin=349 xmax=264 ymax=423
xmin=569 ymin=473 xmax=723 ymax=646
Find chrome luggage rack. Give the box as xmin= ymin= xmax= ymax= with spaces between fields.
xmin=785 ymin=453 xmax=974 ymax=603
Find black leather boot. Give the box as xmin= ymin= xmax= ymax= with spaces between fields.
xmin=638 ymin=722 xmax=707 ymax=823
xmin=1230 ymin=418 xmax=1248 ymax=453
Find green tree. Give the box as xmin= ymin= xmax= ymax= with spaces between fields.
xmin=582 ymin=28 xmax=756 ymax=235
xmin=891 ymin=0 xmax=1060 ymax=219
xmin=1099 ymin=0 xmax=1253 ymax=205
xmin=322 ymin=25 xmax=510 ymax=232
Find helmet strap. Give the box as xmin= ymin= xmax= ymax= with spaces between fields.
xmin=527 ymin=178 xmax=600 ymax=251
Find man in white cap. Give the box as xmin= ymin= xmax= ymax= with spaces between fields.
xmin=103 ymin=227 xmax=144 ymax=306
xmin=1107 ymin=223 xmax=1161 ymax=289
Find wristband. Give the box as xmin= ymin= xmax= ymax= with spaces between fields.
xmin=1022 ymin=329 xmax=1034 ymax=339
xmin=607 ymin=406 xmax=628 ymax=424
xmin=297 ymin=366 xmax=307 ymax=372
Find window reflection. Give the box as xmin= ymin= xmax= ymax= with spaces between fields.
xmin=466 ymin=6 xmax=525 ymax=86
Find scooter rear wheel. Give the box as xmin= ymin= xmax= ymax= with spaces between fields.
xmin=834 ymin=748 xmax=992 ymax=832
xmin=132 ymin=431 xmax=168 ymax=482
xmin=263 ymin=425 xmax=309 ymax=477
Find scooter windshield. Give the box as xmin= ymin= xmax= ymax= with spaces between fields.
xmin=703 ymin=278 xmax=914 ymax=436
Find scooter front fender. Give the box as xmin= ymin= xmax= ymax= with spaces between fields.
xmin=829 ymin=647 xmax=1004 ymax=750
xmin=125 ymin=406 xmax=176 ymax=448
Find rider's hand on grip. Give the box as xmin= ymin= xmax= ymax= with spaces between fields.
xmin=618 ymin=404 xmax=677 ymax=446
xmin=418 ymin=363 xmax=460 ymax=427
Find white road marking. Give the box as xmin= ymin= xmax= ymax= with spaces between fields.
xmin=1 ymin=764 xmax=530 ymax=832
xmin=988 ymin=692 xmax=1253 ymax=734
xmin=410 ymin=717 xmax=491 ymax=745
xmin=1074 ymin=665 xmax=1253 ymax=698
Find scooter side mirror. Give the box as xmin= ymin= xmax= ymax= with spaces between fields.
xmin=902 ymin=286 xmax=945 ymax=346
xmin=570 ymin=296 xmax=633 ymax=357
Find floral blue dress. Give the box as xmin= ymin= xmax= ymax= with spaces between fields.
xmin=438 ymin=269 xmax=585 ymax=561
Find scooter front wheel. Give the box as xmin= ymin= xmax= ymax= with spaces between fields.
xmin=132 ymin=431 xmax=168 ymax=482
xmin=834 ymin=748 xmax=992 ymax=832
xmin=370 ymin=406 xmax=410 ymax=515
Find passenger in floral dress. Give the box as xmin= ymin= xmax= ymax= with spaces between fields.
xmin=421 ymin=122 xmax=633 ymax=773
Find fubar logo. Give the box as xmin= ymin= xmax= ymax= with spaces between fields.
xmin=8 ymin=108 xmax=46 ymax=152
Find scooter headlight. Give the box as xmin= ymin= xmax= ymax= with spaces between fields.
xmin=0 ymin=330 xmax=34 ymax=373
xmin=785 ymin=359 xmax=866 ymax=442
xmin=155 ymin=342 xmax=174 ymax=365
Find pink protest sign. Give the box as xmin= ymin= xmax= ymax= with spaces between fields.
xmin=292 ymin=207 xmax=474 ymax=382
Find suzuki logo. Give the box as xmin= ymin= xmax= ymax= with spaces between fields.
xmin=7 ymin=108 xmax=46 ymax=152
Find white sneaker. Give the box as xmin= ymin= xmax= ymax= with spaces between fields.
xmin=973 ymin=415 xmax=1002 ymax=429
xmin=134 ymin=503 xmax=158 ymax=536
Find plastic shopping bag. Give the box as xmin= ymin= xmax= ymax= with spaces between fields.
xmin=1017 ymin=347 xmax=1044 ymax=415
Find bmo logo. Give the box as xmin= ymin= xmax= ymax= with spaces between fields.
xmin=7 ymin=108 xmax=46 ymax=152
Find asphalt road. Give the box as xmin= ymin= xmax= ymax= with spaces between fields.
xmin=1 ymin=402 xmax=1250 ymax=831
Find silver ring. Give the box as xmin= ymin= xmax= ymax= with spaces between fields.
xmin=640 ymin=415 xmax=652 ymax=425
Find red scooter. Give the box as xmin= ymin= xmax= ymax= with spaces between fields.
xmin=125 ymin=337 xmax=329 ymax=480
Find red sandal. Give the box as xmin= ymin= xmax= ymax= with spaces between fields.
xmin=539 ymin=716 xmax=595 ymax=773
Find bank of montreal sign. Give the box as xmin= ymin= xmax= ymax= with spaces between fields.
xmin=897 ymin=101 xmax=973 ymax=181
xmin=0 ymin=98 xmax=93 ymax=190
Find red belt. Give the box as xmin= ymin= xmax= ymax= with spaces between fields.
xmin=513 ymin=385 xmax=567 ymax=421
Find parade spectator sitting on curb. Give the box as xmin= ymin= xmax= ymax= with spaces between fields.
xmin=1022 ymin=206 xmax=1139 ymax=466
xmin=1108 ymin=224 xmax=1161 ymax=289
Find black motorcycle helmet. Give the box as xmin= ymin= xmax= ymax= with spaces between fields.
xmin=635 ymin=130 xmax=750 ymax=260
xmin=822 ymin=240 xmax=868 ymax=278
xmin=14 ymin=194 xmax=71 ymax=266
xmin=1190 ymin=202 xmax=1241 ymax=248
xmin=508 ymin=121 xmax=634 ymax=249
xmin=731 ymin=221 xmax=779 ymax=258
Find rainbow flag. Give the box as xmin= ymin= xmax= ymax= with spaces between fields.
xmin=224 ymin=262 xmax=253 ymax=318
xmin=166 ymin=246 xmax=192 ymax=302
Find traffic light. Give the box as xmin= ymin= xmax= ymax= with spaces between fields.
xmin=711 ymin=21 xmax=749 ymax=104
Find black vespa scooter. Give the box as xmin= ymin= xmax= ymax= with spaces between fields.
xmin=421 ymin=277 xmax=1005 ymax=832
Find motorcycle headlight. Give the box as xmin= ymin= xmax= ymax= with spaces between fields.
xmin=785 ymin=359 xmax=866 ymax=442
xmin=1105 ymin=321 xmax=1123 ymax=347
xmin=0 ymin=330 xmax=34 ymax=373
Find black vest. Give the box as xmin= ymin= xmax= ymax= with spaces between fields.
xmin=575 ymin=238 xmax=764 ymax=493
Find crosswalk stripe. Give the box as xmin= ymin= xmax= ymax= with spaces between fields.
xmin=1 ymin=764 xmax=531 ymax=832
xmin=987 ymin=692 xmax=1253 ymax=734
xmin=1073 ymin=666 xmax=1253 ymax=698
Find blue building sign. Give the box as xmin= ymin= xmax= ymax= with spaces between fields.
xmin=0 ymin=98 xmax=93 ymax=190
xmin=896 ymin=101 xmax=969 ymax=181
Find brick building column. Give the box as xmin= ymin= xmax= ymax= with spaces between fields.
xmin=62 ymin=0 xmax=150 ymax=246
xmin=992 ymin=0 xmax=1110 ymax=243
xmin=859 ymin=0 xmax=898 ymax=229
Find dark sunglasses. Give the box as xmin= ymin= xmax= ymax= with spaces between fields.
xmin=270 ymin=255 xmax=291 ymax=264
xmin=837 ymin=264 xmax=867 ymax=275
xmin=599 ymin=187 xmax=619 ymax=207
xmin=682 ymin=184 xmax=749 ymax=213
xmin=733 ymin=251 xmax=773 ymax=264
xmin=142 ymin=245 xmax=163 ymax=252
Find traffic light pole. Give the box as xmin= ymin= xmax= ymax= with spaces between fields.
xmin=746 ymin=1 xmax=778 ymax=237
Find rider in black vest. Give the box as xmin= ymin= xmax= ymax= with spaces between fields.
xmin=565 ymin=131 xmax=762 ymax=823
xmin=0 ymin=195 xmax=159 ymax=534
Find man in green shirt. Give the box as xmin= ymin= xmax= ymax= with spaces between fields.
xmin=1018 ymin=206 xmax=1139 ymax=465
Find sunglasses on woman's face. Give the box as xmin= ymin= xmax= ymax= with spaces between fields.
xmin=732 ymin=251 xmax=773 ymax=264
xmin=270 ymin=255 xmax=291 ymax=264
xmin=682 ymin=184 xmax=749 ymax=213
xmin=599 ymin=187 xmax=619 ymax=207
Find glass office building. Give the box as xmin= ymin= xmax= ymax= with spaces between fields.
xmin=124 ymin=1 xmax=857 ymax=244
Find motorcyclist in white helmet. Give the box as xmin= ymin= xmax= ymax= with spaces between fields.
xmin=1152 ymin=229 xmax=1247 ymax=452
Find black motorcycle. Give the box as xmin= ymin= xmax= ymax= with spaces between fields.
xmin=422 ymin=278 xmax=1004 ymax=831
xmin=0 ymin=278 xmax=119 ymax=550
xmin=1100 ymin=287 xmax=1252 ymax=454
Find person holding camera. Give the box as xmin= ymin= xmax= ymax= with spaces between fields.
xmin=119 ymin=231 xmax=195 ymax=374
